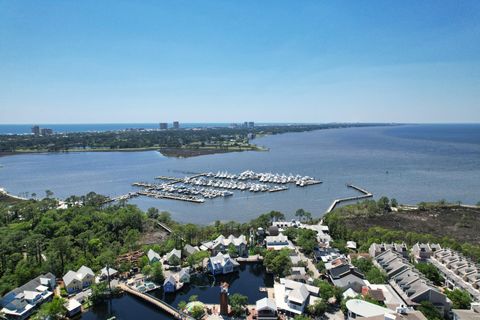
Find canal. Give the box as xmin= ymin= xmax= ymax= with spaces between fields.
xmin=82 ymin=263 xmax=272 ymax=319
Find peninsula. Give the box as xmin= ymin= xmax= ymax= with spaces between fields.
xmin=0 ymin=123 xmax=392 ymax=158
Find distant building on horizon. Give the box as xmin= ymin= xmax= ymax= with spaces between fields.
xmin=40 ymin=128 xmax=53 ymax=136
xmin=173 ymin=121 xmax=180 ymax=129
xmin=159 ymin=123 xmax=168 ymax=130
xmin=31 ymin=125 xmax=40 ymax=135
xmin=248 ymin=121 xmax=255 ymax=128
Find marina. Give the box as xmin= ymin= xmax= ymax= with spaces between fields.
xmin=129 ymin=170 xmax=322 ymax=204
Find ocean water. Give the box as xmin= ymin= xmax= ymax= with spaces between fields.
xmin=0 ymin=124 xmax=479 ymax=223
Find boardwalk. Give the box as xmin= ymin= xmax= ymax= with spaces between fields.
xmin=119 ymin=283 xmax=194 ymax=320
xmin=157 ymin=221 xmax=173 ymax=234
xmin=325 ymin=184 xmax=373 ymax=213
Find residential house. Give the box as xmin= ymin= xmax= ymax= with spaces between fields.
xmin=288 ymin=267 xmax=307 ymax=282
xmin=63 ymin=266 xmax=95 ymax=294
xmin=147 ymin=249 xmax=161 ymax=263
xmin=99 ymin=267 xmax=118 ymax=280
xmin=65 ymin=298 xmax=82 ymax=317
xmin=201 ymin=234 xmax=248 ymax=256
xmin=273 ymin=279 xmax=319 ymax=316
xmin=163 ymin=275 xmax=178 ymax=293
xmin=63 ymin=271 xmax=82 ymax=294
xmin=452 ymin=302 xmax=480 ymax=320
xmin=430 ymin=248 xmax=480 ymax=301
xmin=183 ymin=244 xmax=200 ymax=257
xmin=411 ymin=243 xmax=441 ymax=263
xmin=178 ymin=268 xmax=191 ymax=283
xmin=256 ymin=297 xmax=278 ymax=320
xmin=208 ymin=253 xmax=240 ymax=275
xmin=373 ymin=250 xmax=410 ymax=278
xmin=370 ymin=243 xmax=409 ymax=259
xmin=328 ymin=260 xmax=366 ymax=292
xmin=374 ymin=250 xmax=450 ymax=316
xmin=361 ymin=283 xmax=406 ymax=310
xmin=0 ymin=273 xmax=56 ymax=320
xmin=313 ymin=247 xmax=341 ymax=263
xmin=345 ymin=299 xmax=392 ymax=320
xmin=265 ymin=234 xmax=295 ymax=251
xmin=164 ymin=248 xmax=182 ymax=265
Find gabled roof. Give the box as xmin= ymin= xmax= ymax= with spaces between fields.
xmin=288 ymin=285 xmax=310 ymax=304
xmin=164 ymin=275 xmax=177 ymax=286
xmin=202 ymin=234 xmax=247 ymax=250
xmin=77 ymin=265 xmax=94 ymax=278
xmin=209 ymin=252 xmax=240 ymax=268
xmin=100 ymin=267 xmax=118 ymax=278
xmin=184 ymin=244 xmax=200 ymax=255
xmin=165 ymin=248 xmax=181 ymax=261
xmin=179 ymin=268 xmax=190 ymax=278
xmin=147 ymin=249 xmax=161 ymax=261
xmin=256 ymin=297 xmax=277 ymax=312
xmin=63 ymin=270 xmax=81 ymax=287
xmin=281 ymin=279 xmax=319 ymax=295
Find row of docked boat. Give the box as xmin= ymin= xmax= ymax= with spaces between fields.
xmin=182 ymin=177 xmax=289 ymax=193
xmin=204 ymin=170 xmax=321 ymax=186
xmin=137 ymin=190 xmax=205 ymax=203
xmin=133 ymin=182 xmax=234 ymax=199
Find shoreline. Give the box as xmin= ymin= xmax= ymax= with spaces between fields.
xmin=0 ymin=145 xmax=268 ymax=159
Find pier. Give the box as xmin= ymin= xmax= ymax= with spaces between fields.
xmin=104 ymin=192 xmax=139 ymax=204
xmin=325 ymin=184 xmax=373 ymax=213
xmin=118 ymin=283 xmax=193 ymax=320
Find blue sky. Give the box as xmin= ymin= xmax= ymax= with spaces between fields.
xmin=1 ymin=1 xmax=479 ymax=123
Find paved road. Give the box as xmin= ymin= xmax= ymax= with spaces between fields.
xmin=296 ymin=248 xmax=320 ymax=279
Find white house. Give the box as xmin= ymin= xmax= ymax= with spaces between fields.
xmin=164 ymin=249 xmax=182 ymax=265
xmin=208 ymin=253 xmax=240 ymax=275
xmin=147 ymin=249 xmax=161 ymax=263
xmin=265 ymin=234 xmax=295 ymax=251
xmin=345 ymin=299 xmax=392 ymax=320
xmin=63 ymin=266 xmax=95 ymax=294
xmin=274 ymin=278 xmax=319 ymax=316
xmin=256 ymin=297 xmax=277 ymax=320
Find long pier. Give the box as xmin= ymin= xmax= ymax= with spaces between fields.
xmin=325 ymin=184 xmax=373 ymax=213
xmin=118 ymin=283 xmax=193 ymax=320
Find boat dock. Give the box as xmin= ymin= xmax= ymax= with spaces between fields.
xmin=118 ymin=283 xmax=193 ymax=320
xmin=325 ymin=184 xmax=373 ymax=213
xmin=138 ymin=190 xmax=204 ymax=203
xmin=104 ymin=192 xmax=140 ymax=204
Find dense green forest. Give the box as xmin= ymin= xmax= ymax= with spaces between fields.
xmin=0 ymin=123 xmax=389 ymax=152
xmin=0 ymin=193 xmax=288 ymax=295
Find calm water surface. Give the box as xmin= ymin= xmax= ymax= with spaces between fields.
xmin=0 ymin=124 xmax=479 ymax=223
xmin=82 ymin=263 xmax=271 ymax=320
